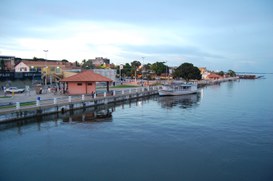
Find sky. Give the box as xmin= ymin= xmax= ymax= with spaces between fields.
xmin=1 ymin=0 xmax=273 ymax=73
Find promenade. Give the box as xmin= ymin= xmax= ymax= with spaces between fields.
xmin=0 ymin=86 xmax=159 ymax=123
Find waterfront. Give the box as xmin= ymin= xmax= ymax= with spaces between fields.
xmin=0 ymin=75 xmax=273 ymax=181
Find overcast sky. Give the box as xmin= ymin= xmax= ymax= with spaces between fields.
xmin=1 ymin=0 xmax=273 ymax=72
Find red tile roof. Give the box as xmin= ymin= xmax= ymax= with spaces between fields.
xmin=60 ymin=70 xmax=112 ymax=82
xmin=20 ymin=60 xmax=77 ymax=69
xmin=207 ymin=73 xmax=223 ymax=79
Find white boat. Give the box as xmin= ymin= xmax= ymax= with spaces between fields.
xmin=159 ymin=82 xmax=199 ymax=96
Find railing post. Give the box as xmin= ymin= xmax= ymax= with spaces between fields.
xmin=122 ymin=90 xmax=124 ymax=95
xmin=53 ymin=98 xmax=57 ymax=104
xmin=129 ymin=89 xmax=132 ymax=93
xmin=142 ymin=87 xmax=144 ymax=92
xmin=16 ymin=102 xmax=20 ymax=109
xmin=36 ymin=100 xmax=40 ymax=106
xmin=68 ymin=96 xmax=72 ymax=102
xmin=113 ymin=90 xmax=116 ymax=96
xmin=82 ymin=95 xmax=85 ymax=101
xmin=104 ymin=92 xmax=106 ymax=97
xmin=94 ymin=93 xmax=96 ymax=99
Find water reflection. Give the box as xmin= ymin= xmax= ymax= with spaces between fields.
xmin=63 ymin=106 xmax=113 ymax=123
xmin=0 ymin=96 xmax=155 ymax=133
xmin=158 ymin=94 xmax=201 ymax=109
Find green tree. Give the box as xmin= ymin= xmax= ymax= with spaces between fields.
xmin=131 ymin=60 xmax=141 ymax=78
xmin=82 ymin=60 xmax=95 ymax=69
xmin=123 ymin=63 xmax=132 ymax=77
xmin=218 ymin=71 xmax=225 ymax=76
xmin=227 ymin=69 xmax=236 ymax=77
xmin=0 ymin=59 xmax=5 ymax=71
xmin=61 ymin=59 xmax=68 ymax=62
xmin=75 ymin=61 xmax=80 ymax=67
xmin=173 ymin=62 xmax=201 ymax=81
xmin=151 ymin=62 xmax=168 ymax=76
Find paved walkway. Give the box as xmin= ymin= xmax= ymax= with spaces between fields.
xmin=0 ymin=86 xmax=145 ymax=105
xmin=0 ymin=90 xmax=68 ymax=105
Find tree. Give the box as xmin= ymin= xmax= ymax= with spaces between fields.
xmin=75 ymin=61 xmax=80 ymax=67
xmin=0 ymin=59 xmax=5 ymax=71
xmin=61 ymin=59 xmax=68 ymax=62
xmin=131 ymin=60 xmax=141 ymax=79
xmin=82 ymin=60 xmax=95 ymax=69
xmin=218 ymin=71 xmax=225 ymax=76
xmin=173 ymin=62 xmax=201 ymax=81
xmin=227 ymin=69 xmax=236 ymax=77
xmin=123 ymin=63 xmax=132 ymax=77
xmin=151 ymin=62 xmax=168 ymax=76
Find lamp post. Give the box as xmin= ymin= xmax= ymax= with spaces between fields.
xmin=165 ymin=61 xmax=169 ymax=80
xmin=43 ymin=50 xmax=48 ymax=85
xmin=141 ymin=57 xmax=145 ymax=83
xmin=120 ymin=64 xmax=123 ymax=83
xmin=43 ymin=50 xmax=48 ymax=60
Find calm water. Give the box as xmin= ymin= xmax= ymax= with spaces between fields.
xmin=1 ymin=75 xmax=273 ymax=181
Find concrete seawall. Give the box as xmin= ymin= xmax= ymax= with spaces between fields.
xmin=197 ymin=77 xmax=239 ymax=87
xmin=0 ymin=87 xmax=159 ymax=123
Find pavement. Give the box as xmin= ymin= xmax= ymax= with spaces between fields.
xmin=0 ymin=86 xmax=143 ymax=105
xmin=0 ymin=89 xmax=68 ymax=105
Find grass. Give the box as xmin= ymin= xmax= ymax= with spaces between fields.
xmin=0 ymin=101 xmax=35 ymax=110
xmin=0 ymin=96 xmax=12 ymax=98
xmin=111 ymin=84 xmax=139 ymax=88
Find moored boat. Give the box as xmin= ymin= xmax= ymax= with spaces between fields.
xmin=159 ymin=82 xmax=199 ymax=96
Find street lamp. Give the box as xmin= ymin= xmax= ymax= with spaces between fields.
xmin=43 ymin=50 xmax=48 ymax=60
xmin=120 ymin=64 xmax=123 ymax=83
xmin=43 ymin=50 xmax=48 ymax=85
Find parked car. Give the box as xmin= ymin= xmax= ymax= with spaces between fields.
xmin=4 ymin=87 xmax=25 ymax=93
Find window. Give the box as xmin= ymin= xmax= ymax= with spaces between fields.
xmin=56 ymin=67 xmax=61 ymax=73
xmin=77 ymin=83 xmax=82 ymax=86
xmin=87 ymin=83 xmax=92 ymax=86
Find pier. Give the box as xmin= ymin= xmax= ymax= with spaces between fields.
xmin=0 ymin=87 xmax=159 ymax=123
xmin=197 ymin=77 xmax=239 ymax=87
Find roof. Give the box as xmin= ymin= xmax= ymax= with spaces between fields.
xmin=207 ymin=73 xmax=223 ymax=79
xmin=19 ymin=60 xmax=65 ymax=67
xmin=60 ymin=70 xmax=112 ymax=82
xmin=18 ymin=60 xmax=77 ymax=69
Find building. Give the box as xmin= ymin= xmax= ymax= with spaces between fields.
xmin=93 ymin=69 xmax=116 ymax=81
xmin=88 ymin=57 xmax=110 ymax=67
xmin=206 ymin=73 xmax=223 ymax=80
xmin=60 ymin=70 xmax=112 ymax=95
xmin=14 ymin=60 xmax=78 ymax=83
xmin=0 ymin=55 xmax=16 ymax=71
xmin=198 ymin=67 xmax=210 ymax=79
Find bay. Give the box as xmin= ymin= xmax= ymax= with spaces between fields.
xmin=0 ymin=75 xmax=273 ymax=181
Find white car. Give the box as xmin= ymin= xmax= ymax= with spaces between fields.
xmin=4 ymin=87 xmax=25 ymax=93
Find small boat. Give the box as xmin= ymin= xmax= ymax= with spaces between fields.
xmin=159 ymin=82 xmax=199 ymax=96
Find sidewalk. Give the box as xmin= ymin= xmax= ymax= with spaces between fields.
xmin=0 ymin=90 xmax=68 ymax=105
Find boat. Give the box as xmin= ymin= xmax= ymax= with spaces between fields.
xmin=159 ymin=82 xmax=199 ymax=96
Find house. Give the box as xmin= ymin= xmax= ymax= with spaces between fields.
xmin=88 ymin=57 xmax=110 ymax=67
xmin=60 ymin=70 xmax=112 ymax=95
xmin=206 ymin=73 xmax=223 ymax=80
xmin=0 ymin=55 xmax=16 ymax=71
xmin=15 ymin=60 xmax=77 ymax=83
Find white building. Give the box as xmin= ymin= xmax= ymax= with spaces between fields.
xmin=93 ymin=69 xmax=116 ymax=81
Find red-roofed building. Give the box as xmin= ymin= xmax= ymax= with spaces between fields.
xmin=60 ymin=70 xmax=112 ymax=95
xmin=207 ymin=73 xmax=223 ymax=80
